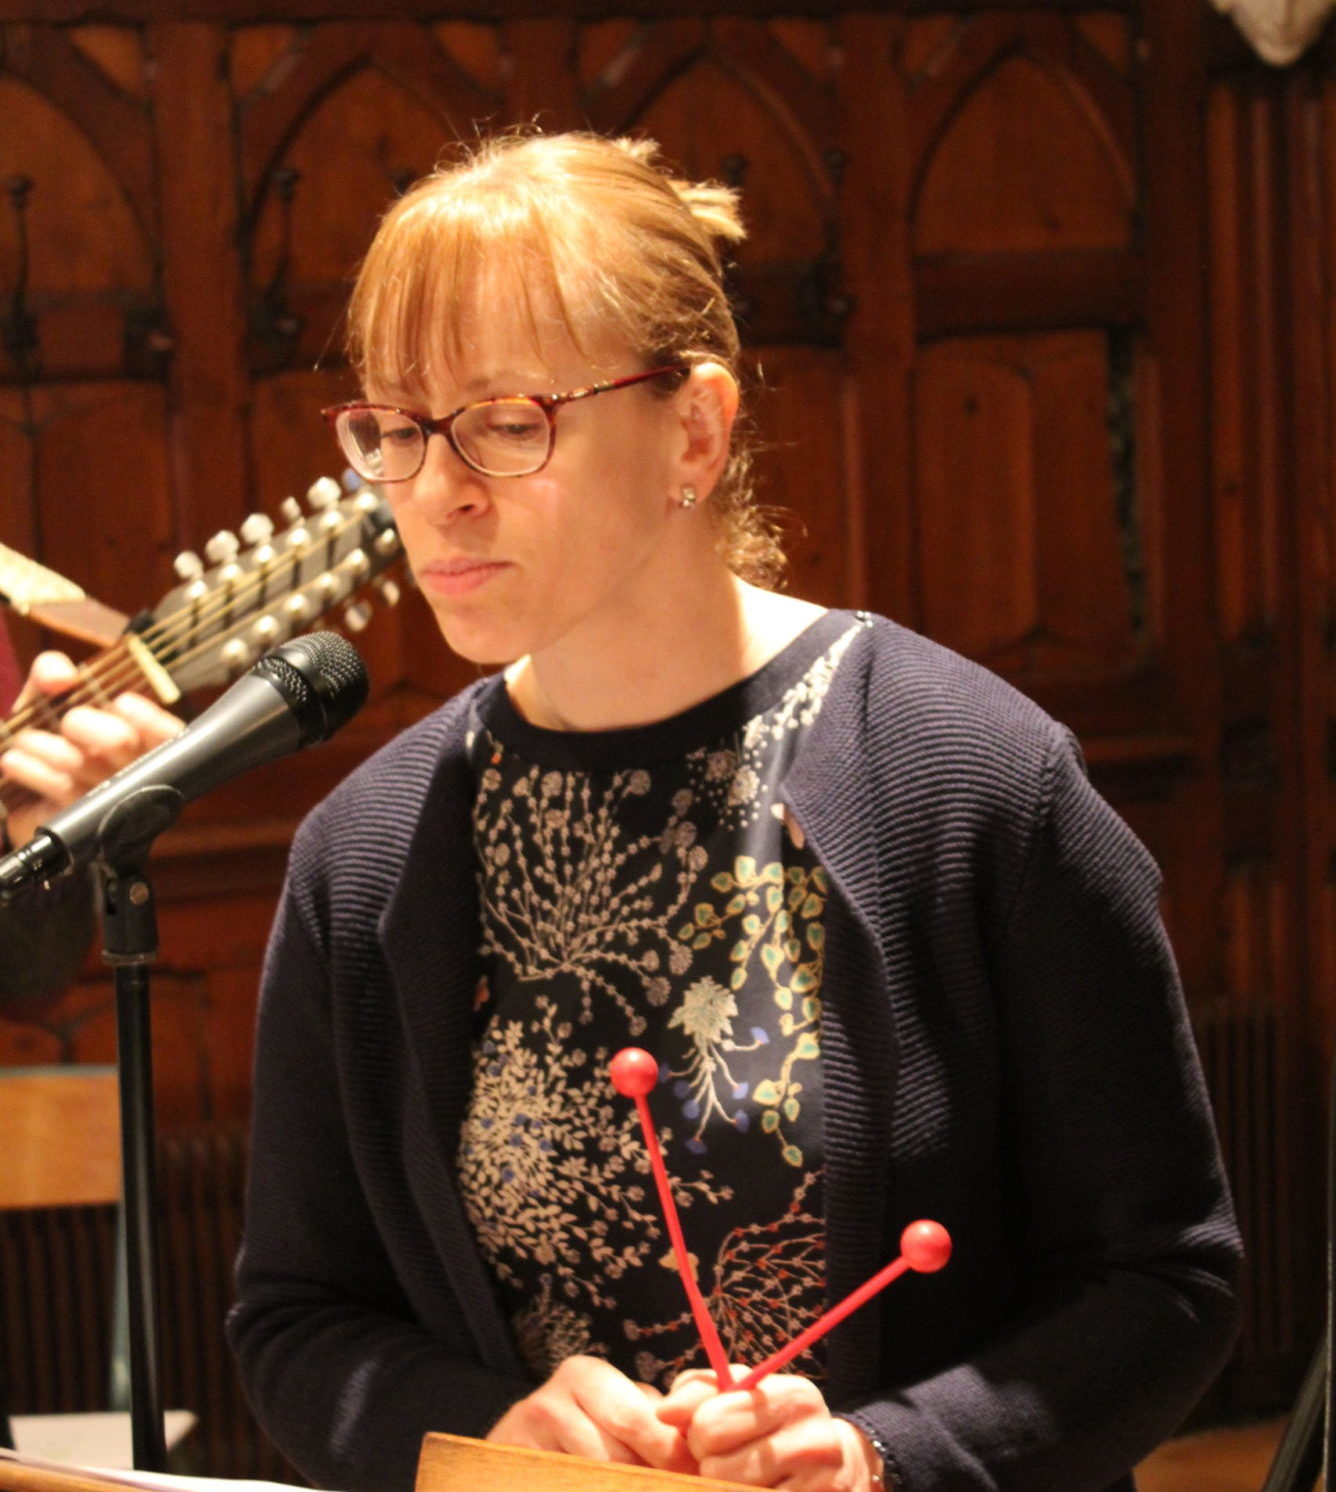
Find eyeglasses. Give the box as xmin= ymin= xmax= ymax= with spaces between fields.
xmin=323 ymin=364 xmax=690 ymax=483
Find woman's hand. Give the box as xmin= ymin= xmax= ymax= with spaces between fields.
xmin=487 ymin=1355 xmax=696 ymax=1474
xmin=657 ymin=1368 xmax=885 ymax=1492
xmin=1 ymin=651 xmax=184 ymax=847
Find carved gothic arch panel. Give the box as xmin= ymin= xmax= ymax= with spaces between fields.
xmin=905 ymin=14 xmax=1135 ymax=249
xmin=238 ymin=20 xmax=500 ymax=233
xmin=1 ymin=24 xmax=155 ymax=248
xmin=581 ymin=16 xmax=838 ymax=197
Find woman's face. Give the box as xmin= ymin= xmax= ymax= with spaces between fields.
xmin=370 ymin=289 xmax=710 ymax=669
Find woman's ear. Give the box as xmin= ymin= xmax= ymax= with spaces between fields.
xmin=675 ymin=362 xmax=740 ymax=500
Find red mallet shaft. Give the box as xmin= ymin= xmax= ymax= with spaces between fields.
xmin=609 ymin=1047 xmax=731 ymax=1381
xmin=730 ymin=1219 xmax=952 ymax=1392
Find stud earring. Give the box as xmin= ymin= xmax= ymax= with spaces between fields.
xmin=680 ymin=485 xmax=698 ymax=509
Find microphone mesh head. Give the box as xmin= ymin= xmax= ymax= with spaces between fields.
xmin=255 ymin=632 xmax=370 ymax=745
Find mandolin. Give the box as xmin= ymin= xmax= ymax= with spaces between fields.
xmin=0 ymin=474 xmax=403 ymax=822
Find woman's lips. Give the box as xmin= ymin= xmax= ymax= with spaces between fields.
xmin=420 ymin=559 xmax=511 ymax=597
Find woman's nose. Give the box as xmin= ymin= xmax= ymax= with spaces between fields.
xmin=403 ymin=433 xmax=490 ymax=522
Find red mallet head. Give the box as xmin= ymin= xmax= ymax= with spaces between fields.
xmin=610 ymin=1047 xmax=659 ymax=1098
xmin=900 ymin=1219 xmax=952 ymax=1273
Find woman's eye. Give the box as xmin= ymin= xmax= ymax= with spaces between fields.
xmin=485 ymin=417 xmax=544 ymax=441
xmin=381 ymin=422 xmax=421 ymax=447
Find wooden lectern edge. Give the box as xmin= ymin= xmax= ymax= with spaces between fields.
xmin=416 ymin=1433 xmax=756 ymax=1492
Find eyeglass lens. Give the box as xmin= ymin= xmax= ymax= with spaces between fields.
xmin=337 ymin=400 xmax=551 ymax=481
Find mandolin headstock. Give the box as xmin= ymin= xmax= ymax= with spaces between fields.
xmin=141 ymin=474 xmax=404 ymax=697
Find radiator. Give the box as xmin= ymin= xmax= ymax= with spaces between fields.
xmin=1192 ymin=999 xmax=1315 ymax=1398
xmin=1 ymin=1123 xmax=300 ymax=1483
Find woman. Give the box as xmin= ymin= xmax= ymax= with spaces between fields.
xmin=227 ymin=132 xmax=1241 ymax=1492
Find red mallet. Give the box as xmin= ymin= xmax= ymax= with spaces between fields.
xmin=609 ymin=1047 xmax=731 ymax=1381
xmin=730 ymin=1219 xmax=952 ymax=1392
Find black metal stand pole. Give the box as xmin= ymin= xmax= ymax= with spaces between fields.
xmin=1260 ymin=1044 xmax=1336 ymax=1492
xmin=101 ymin=861 xmax=167 ymax=1473
xmin=1260 ymin=1330 xmax=1325 ymax=1492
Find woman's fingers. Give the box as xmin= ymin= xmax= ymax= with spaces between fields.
xmin=487 ymin=1356 xmax=695 ymax=1474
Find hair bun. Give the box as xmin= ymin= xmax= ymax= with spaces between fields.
xmin=610 ymin=136 xmax=746 ymax=247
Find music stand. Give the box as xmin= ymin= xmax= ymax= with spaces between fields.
xmin=1258 ymin=1048 xmax=1335 ymax=1492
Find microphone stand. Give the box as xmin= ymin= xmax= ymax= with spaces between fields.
xmin=95 ymin=787 xmax=185 ymax=1473
xmin=1259 ymin=1042 xmax=1336 ymax=1492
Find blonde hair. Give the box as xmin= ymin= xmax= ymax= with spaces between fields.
xmin=346 ymin=130 xmax=785 ymax=588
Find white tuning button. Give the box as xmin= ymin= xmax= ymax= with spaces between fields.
xmin=284 ymin=593 xmax=311 ymax=621
xmin=221 ymin=638 xmax=250 ymax=670
xmin=343 ymin=602 xmax=373 ymax=632
xmin=173 ymin=550 xmax=204 ymax=582
xmin=253 ymin=616 xmax=279 ymax=645
xmin=376 ymin=578 xmax=401 ymax=607
xmin=375 ymin=529 xmax=400 ymax=555
xmin=280 ymin=496 xmax=302 ymax=525
xmin=205 ymin=530 xmax=240 ymax=565
xmin=240 ymin=513 xmax=275 ymax=546
xmin=345 ymin=548 xmax=370 ymax=578
xmin=307 ymin=477 xmax=341 ymax=510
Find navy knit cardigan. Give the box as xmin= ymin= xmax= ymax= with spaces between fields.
xmin=228 ymin=616 xmax=1241 ymax=1492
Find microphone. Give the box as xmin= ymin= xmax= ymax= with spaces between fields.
xmin=0 ymin=631 xmax=369 ymax=901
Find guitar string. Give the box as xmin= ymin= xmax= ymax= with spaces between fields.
xmin=1 ymin=526 xmax=353 ymax=738
xmin=0 ymin=501 xmax=396 ymax=754
xmin=0 ymin=508 xmax=397 ymax=814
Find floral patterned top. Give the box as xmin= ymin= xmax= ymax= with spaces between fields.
xmin=456 ymin=610 xmax=862 ymax=1389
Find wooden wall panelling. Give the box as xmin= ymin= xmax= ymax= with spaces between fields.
xmin=581 ymin=16 xmax=857 ymax=604
xmin=1306 ymin=59 xmax=1336 ymax=1070
xmin=1199 ymin=49 xmax=1334 ymax=1403
xmin=898 ymin=13 xmax=1164 ymax=722
xmin=911 ymin=328 xmax=1142 ymax=676
xmin=1317 ymin=72 xmax=1336 ymax=1081
xmin=236 ymin=17 xmax=502 ymax=715
xmin=1134 ymin=0 xmax=1224 ymax=1016
xmin=1279 ymin=51 xmax=1336 ymax=1377
xmin=145 ymin=23 xmax=245 ymax=553
xmin=503 ymin=17 xmax=580 ymax=125
xmin=837 ymin=12 xmax=913 ymax=620
xmin=1 ymin=25 xmax=175 ymax=643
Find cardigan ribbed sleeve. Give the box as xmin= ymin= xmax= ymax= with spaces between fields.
xmin=839 ymin=725 xmax=1241 ymax=1492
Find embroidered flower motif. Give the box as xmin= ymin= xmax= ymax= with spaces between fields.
xmin=669 ymin=976 xmax=737 ymax=1046
xmin=705 ymin=750 xmax=737 ymax=781
xmin=727 ymin=766 xmax=759 ymax=806
xmin=628 ymin=1174 xmax=826 ymax=1388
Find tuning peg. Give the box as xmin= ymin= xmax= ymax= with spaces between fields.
xmin=173 ymin=550 xmax=204 ymax=582
xmin=343 ymin=602 xmax=373 ymax=632
xmin=220 ymin=638 xmax=251 ymax=670
xmin=376 ymin=578 xmax=401 ymax=607
xmin=205 ymin=530 xmax=240 ymax=565
xmin=252 ymin=615 xmax=279 ymax=646
xmin=306 ymin=477 xmax=341 ymax=510
xmin=280 ymin=496 xmax=302 ymax=525
xmin=284 ymin=593 xmax=311 ymax=622
xmin=240 ymin=513 xmax=275 ymax=546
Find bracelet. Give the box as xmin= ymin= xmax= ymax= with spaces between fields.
xmin=866 ymin=1433 xmax=893 ymax=1491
